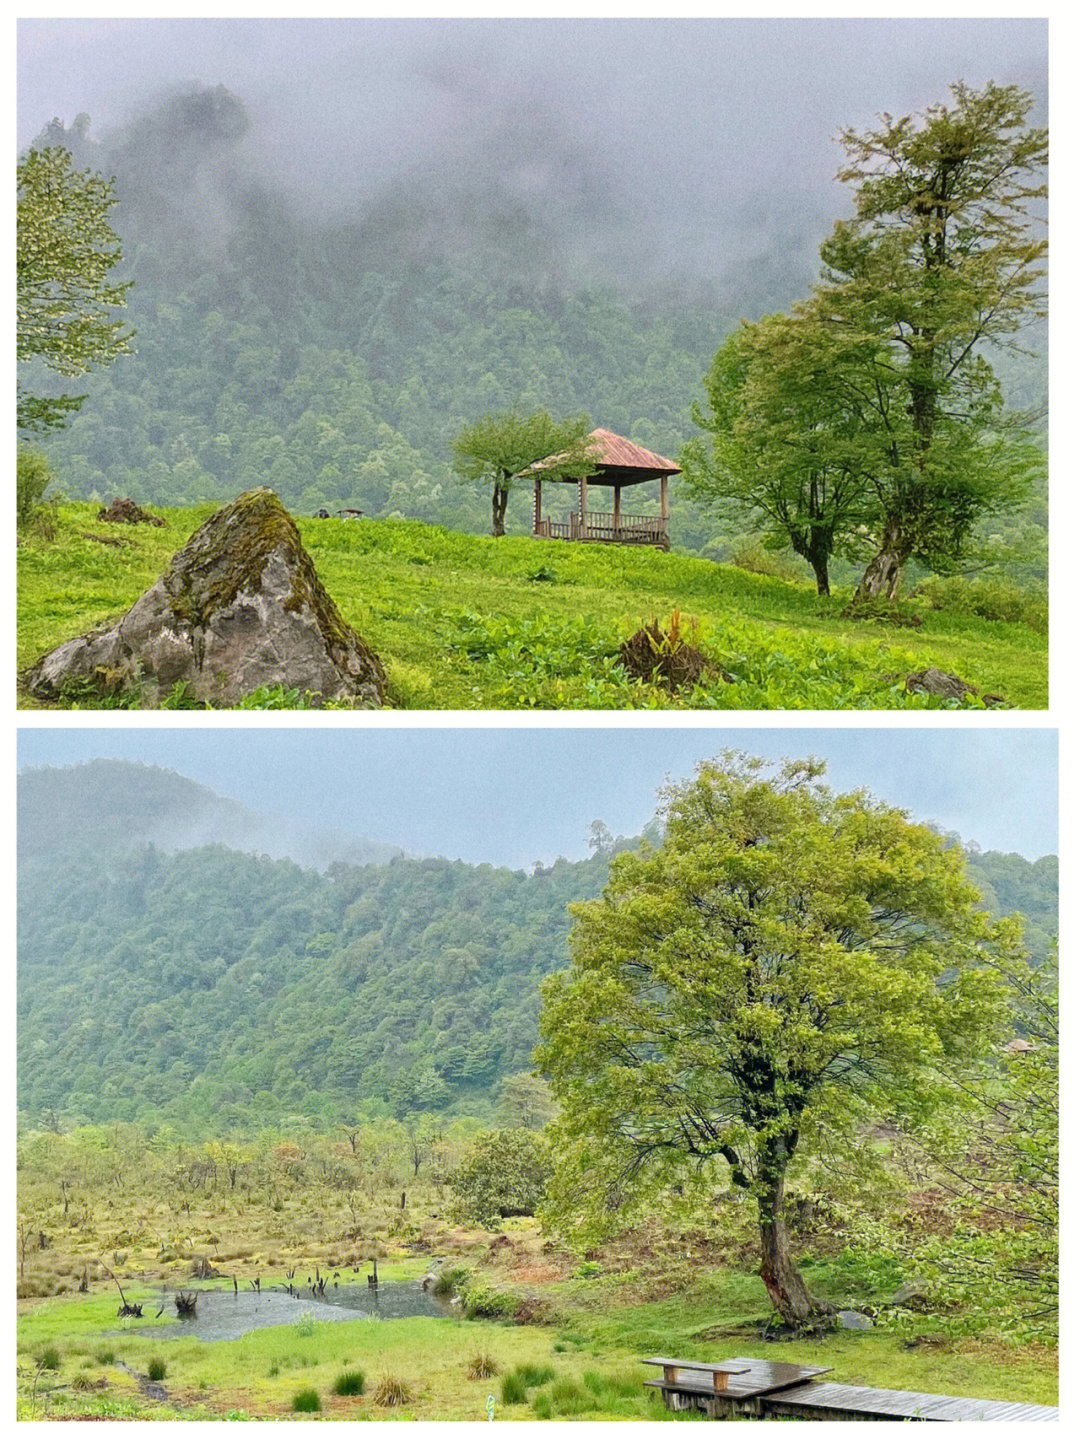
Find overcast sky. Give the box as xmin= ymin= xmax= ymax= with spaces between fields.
xmin=16 ymin=16 xmax=1048 ymax=295
xmin=17 ymin=726 xmax=1057 ymax=868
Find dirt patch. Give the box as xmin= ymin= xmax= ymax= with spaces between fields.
xmin=97 ymin=497 xmax=166 ymax=527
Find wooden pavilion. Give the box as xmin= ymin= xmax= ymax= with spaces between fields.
xmin=525 ymin=428 xmax=680 ymax=550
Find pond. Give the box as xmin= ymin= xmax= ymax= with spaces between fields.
xmin=123 ymin=1281 xmax=452 ymax=1343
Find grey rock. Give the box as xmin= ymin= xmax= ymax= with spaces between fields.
xmin=891 ymin=1277 xmax=931 ymax=1310
xmin=836 ymin=1309 xmax=873 ymax=1330
xmin=25 ymin=488 xmax=385 ymax=708
xmin=904 ymin=667 xmax=977 ymax=701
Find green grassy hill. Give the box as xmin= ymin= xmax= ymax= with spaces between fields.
xmin=18 ymin=503 xmax=1047 ymax=709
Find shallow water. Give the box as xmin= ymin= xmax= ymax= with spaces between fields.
xmin=124 ymin=1281 xmax=451 ymax=1343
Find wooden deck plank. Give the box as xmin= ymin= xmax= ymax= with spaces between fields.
xmin=769 ymin=1380 xmax=1057 ymax=1421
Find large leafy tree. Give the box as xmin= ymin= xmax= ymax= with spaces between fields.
xmin=537 ymin=753 xmax=1014 ymax=1327
xmin=827 ymin=81 xmax=1047 ymax=599
xmin=451 ymin=408 xmax=598 ymax=537
xmin=683 ymin=310 xmax=878 ymax=595
xmin=17 ymin=147 xmax=133 ymax=435
xmin=686 ymin=82 xmax=1046 ymax=600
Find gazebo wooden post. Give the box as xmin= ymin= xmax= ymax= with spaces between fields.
xmin=579 ymin=475 xmax=588 ymax=534
xmin=613 ymin=482 xmax=621 ymax=539
xmin=660 ymin=473 xmax=669 ymax=537
xmin=533 ymin=476 xmax=542 ymax=537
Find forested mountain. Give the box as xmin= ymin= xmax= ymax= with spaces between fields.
xmin=17 ymin=760 xmax=403 ymax=870
xmin=18 ymin=762 xmax=1056 ymax=1135
xmin=23 ymin=87 xmax=1047 ymax=577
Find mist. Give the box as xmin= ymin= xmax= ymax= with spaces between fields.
xmin=18 ymin=16 xmax=1047 ymax=304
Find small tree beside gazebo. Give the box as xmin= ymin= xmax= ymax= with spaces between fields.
xmin=525 ymin=428 xmax=680 ymax=550
xmin=451 ymin=409 xmax=598 ymax=538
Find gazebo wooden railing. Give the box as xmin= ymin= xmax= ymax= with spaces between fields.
xmin=524 ymin=428 xmax=680 ymax=552
xmin=535 ymin=510 xmax=667 ymax=546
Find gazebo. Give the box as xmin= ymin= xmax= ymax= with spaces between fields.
xmin=525 ymin=428 xmax=680 ymax=550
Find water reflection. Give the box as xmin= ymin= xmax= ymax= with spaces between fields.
xmin=128 ymin=1281 xmax=451 ymax=1343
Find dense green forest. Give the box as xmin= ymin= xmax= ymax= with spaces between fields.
xmin=17 ymin=762 xmax=1056 ymax=1134
xmin=23 ymin=89 xmax=1047 ymax=584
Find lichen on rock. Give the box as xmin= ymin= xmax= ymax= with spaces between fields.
xmin=25 ymin=488 xmax=386 ymax=708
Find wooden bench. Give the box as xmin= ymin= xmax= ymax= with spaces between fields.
xmin=643 ymin=1357 xmax=752 ymax=1393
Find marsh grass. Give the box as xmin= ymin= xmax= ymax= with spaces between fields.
xmin=371 ymin=1370 xmax=411 ymax=1407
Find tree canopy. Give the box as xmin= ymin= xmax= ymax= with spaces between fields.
xmin=685 ymin=81 xmax=1047 ymax=600
xmin=537 ymin=752 xmax=1019 ymax=1326
xmin=451 ymin=408 xmax=599 ymax=536
xmin=17 ymin=147 xmax=133 ymax=435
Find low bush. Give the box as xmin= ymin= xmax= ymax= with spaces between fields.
xmin=333 ymin=1370 xmax=365 ymax=1396
xmin=291 ymin=1388 xmax=321 ymax=1413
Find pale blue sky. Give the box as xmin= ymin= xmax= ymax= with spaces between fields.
xmin=18 ymin=727 xmax=1057 ymax=867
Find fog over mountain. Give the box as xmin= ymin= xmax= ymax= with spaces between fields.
xmin=19 ymin=16 xmax=1047 ymax=307
xmin=17 ymin=761 xmax=404 ymax=872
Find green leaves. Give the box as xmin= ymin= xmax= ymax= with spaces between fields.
xmin=17 ymin=147 xmax=133 ymax=434
xmin=539 ymin=753 xmax=1012 ymax=1226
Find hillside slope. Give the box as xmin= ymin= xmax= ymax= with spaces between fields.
xmin=18 ymin=759 xmax=403 ymax=870
xmin=18 ymin=765 xmax=1056 ymax=1133
xmin=18 ymin=507 xmax=1048 ymax=709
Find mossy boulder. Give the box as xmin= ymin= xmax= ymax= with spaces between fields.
xmin=25 ymin=489 xmax=386 ymax=707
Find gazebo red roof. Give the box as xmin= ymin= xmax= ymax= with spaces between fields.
xmin=524 ymin=427 xmax=681 ymax=482
xmin=585 ymin=428 xmax=681 ymax=474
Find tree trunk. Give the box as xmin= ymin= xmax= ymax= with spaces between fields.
xmin=491 ymin=483 xmax=509 ymax=538
xmin=854 ymin=514 xmax=910 ymax=602
xmin=791 ymin=525 xmax=831 ymax=597
xmin=756 ymin=1150 xmax=833 ymax=1328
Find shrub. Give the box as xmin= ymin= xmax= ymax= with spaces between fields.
xmin=447 ymin=1128 xmax=552 ymax=1227
xmin=913 ymin=574 xmax=1048 ymax=632
xmin=371 ymin=1372 xmax=411 ymax=1408
xmin=457 ymin=1277 xmax=518 ymax=1321
xmin=16 ymin=450 xmax=57 ymax=533
xmin=292 ymin=1388 xmax=321 ymax=1412
xmin=333 ymin=1370 xmax=365 ymax=1396
xmin=465 ymin=1351 xmax=499 ymax=1380
xmin=432 ymin=1264 xmax=467 ymax=1297
xmin=146 ymin=1357 xmax=166 ymax=1382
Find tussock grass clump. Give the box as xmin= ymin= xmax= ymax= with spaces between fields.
xmin=500 ymin=1371 xmax=527 ymax=1405
xmin=94 ymin=1349 xmax=116 ymax=1366
xmin=465 ymin=1351 xmax=499 ymax=1380
xmin=333 ymin=1369 xmax=365 ymax=1396
xmin=515 ymin=1362 xmax=555 ymax=1387
xmin=372 ymin=1372 xmax=411 ymax=1408
xmin=146 ymin=1357 xmax=167 ymax=1382
xmin=38 ymin=1347 xmax=60 ymax=1372
xmin=292 ymin=1387 xmax=321 ymax=1412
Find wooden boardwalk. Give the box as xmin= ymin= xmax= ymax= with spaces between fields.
xmin=644 ymin=1355 xmax=1057 ymax=1422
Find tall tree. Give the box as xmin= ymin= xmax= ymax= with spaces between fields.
xmin=17 ymin=147 xmax=133 ymax=434
xmin=537 ymin=753 xmax=1013 ymax=1327
xmin=451 ymin=408 xmax=598 ymax=537
xmin=683 ymin=310 xmax=878 ymax=595
xmin=825 ymin=82 xmax=1047 ymax=599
